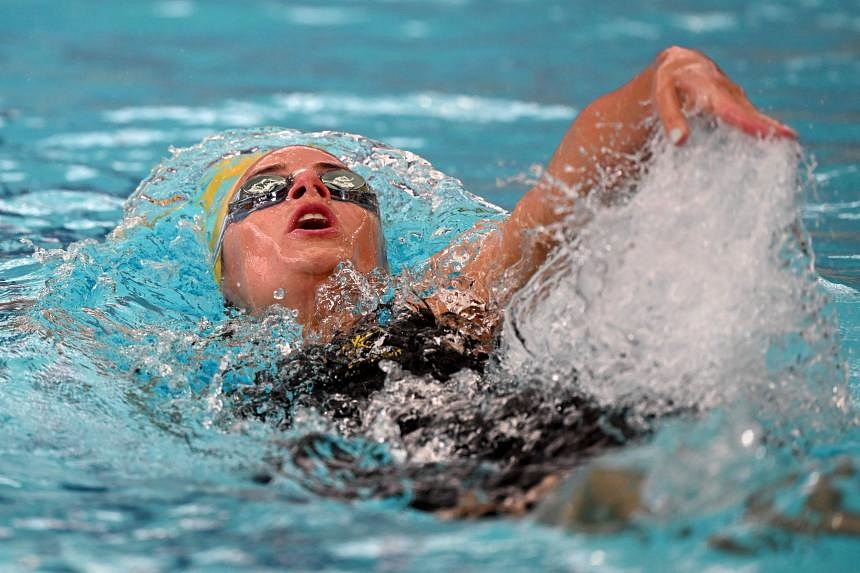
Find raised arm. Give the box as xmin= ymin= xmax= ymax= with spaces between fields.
xmin=425 ymin=47 xmax=796 ymax=316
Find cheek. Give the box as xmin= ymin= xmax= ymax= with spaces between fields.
xmin=343 ymin=208 xmax=385 ymax=268
xmin=221 ymin=226 xmax=278 ymax=297
xmin=234 ymin=221 xmax=285 ymax=261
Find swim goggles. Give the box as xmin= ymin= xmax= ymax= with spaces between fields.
xmin=214 ymin=168 xmax=379 ymax=259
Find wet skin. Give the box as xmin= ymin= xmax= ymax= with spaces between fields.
xmin=219 ymin=47 xmax=796 ymax=332
xmin=220 ymin=146 xmax=387 ymax=328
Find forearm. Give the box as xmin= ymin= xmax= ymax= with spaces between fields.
xmin=428 ymin=46 xmax=794 ymax=314
xmin=459 ymin=59 xmax=659 ymax=293
xmin=526 ymin=58 xmax=657 ymax=228
xmin=433 ymin=59 xmax=659 ymax=307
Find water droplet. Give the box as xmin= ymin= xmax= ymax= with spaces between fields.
xmin=273 ymin=288 xmax=285 ymax=300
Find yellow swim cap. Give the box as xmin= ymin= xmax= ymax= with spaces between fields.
xmin=199 ymin=153 xmax=263 ymax=283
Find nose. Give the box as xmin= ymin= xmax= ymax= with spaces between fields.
xmin=288 ymin=171 xmax=331 ymax=201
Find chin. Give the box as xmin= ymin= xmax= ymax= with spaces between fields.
xmin=283 ymin=245 xmax=354 ymax=276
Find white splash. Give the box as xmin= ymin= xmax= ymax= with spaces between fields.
xmin=499 ymin=124 xmax=848 ymax=434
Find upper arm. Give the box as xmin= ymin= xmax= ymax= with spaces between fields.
xmin=420 ymin=184 xmax=561 ymax=316
xmin=421 ymin=55 xmax=660 ymax=316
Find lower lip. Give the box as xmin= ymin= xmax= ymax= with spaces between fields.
xmin=287 ymin=225 xmax=339 ymax=238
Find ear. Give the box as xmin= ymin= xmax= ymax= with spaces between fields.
xmin=376 ymin=224 xmax=390 ymax=272
xmin=219 ymin=230 xmax=249 ymax=309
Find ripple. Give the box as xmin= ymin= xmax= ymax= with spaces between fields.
xmin=597 ymin=18 xmax=661 ymax=40
xmin=40 ymin=129 xmax=172 ymax=149
xmin=0 ymin=190 xmax=124 ymax=217
xmin=102 ymin=92 xmax=576 ymax=127
xmin=63 ymin=219 xmax=117 ymax=231
xmin=804 ymin=199 xmax=860 ymax=213
xmin=65 ymin=165 xmax=99 ymax=182
xmin=672 ymin=12 xmax=738 ymax=33
xmin=0 ymin=172 xmax=25 ymax=183
xmin=272 ymin=93 xmax=575 ymax=123
xmin=818 ymin=276 xmax=859 ymax=297
xmin=153 ymin=0 xmax=194 ymax=19
xmin=278 ymin=5 xmax=367 ymax=27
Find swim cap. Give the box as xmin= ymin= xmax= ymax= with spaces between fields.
xmin=199 ymin=152 xmax=264 ymax=283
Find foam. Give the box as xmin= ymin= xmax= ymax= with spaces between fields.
xmin=498 ymin=124 xmax=849 ymax=437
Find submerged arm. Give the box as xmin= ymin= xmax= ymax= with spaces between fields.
xmin=426 ymin=46 xmax=796 ymax=313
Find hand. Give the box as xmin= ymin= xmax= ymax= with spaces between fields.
xmin=651 ymin=46 xmax=796 ymax=145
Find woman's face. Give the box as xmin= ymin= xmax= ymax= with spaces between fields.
xmin=219 ymin=146 xmax=386 ymax=314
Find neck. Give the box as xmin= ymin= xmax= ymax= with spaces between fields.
xmin=301 ymin=266 xmax=387 ymax=342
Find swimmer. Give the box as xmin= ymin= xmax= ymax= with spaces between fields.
xmin=209 ymin=47 xmax=795 ymax=336
xmin=217 ymin=48 xmax=798 ymax=514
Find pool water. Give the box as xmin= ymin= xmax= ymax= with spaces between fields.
xmin=1 ymin=1 xmax=859 ymax=571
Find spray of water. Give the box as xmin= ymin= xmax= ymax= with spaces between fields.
xmin=12 ymin=125 xmax=853 ymax=525
xmin=498 ymin=123 xmax=850 ymax=439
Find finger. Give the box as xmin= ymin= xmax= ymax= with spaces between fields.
xmin=715 ymin=96 xmax=797 ymax=140
xmin=718 ymin=80 xmax=798 ymax=139
xmin=754 ymin=114 xmax=797 ymax=139
xmin=763 ymin=114 xmax=798 ymax=139
xmin=653 ymin=71 xmax=689 ymax=145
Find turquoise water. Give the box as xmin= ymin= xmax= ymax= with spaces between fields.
xmin=1 ymin=1 xmax=859 ymax=571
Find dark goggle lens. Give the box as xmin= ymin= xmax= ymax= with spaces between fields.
xmin=320 ymin=169 xmax=368 ymax=194
xmin=236 ymin=174 xmax=290 ymax=202
xmin=321 ymin=169 xmax=378 ymax=212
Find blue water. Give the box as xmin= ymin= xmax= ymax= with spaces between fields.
xmin=1 ymin=1 xmax=859 ymax=571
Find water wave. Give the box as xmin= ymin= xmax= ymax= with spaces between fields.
xmin=102 ymin=92 xmax=576 ymax=127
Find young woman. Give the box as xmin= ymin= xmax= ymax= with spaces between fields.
xmin=210 ymin=47 xmax=794 ymax=338
xmin=218 ymin=47 xmax=796 ymax=513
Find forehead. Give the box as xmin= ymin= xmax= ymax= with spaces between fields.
xmin=247 ymin=146 xmax=346 ymax=175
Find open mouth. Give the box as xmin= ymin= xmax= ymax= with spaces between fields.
xmin=288 ymin=203 xmax=337 ymax=234
xmin=296 ymin=212 xmax=331 ymax=230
